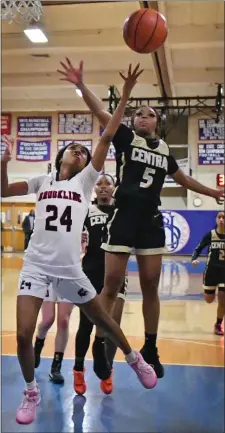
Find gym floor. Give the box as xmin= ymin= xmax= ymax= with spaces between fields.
xmin=2 ymin=254 xmax=224 ymax=433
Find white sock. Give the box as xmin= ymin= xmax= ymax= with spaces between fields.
xmin=26 ymin=379 xmax=37 ymax=391
xmin=125 ymin=350 xmax=137 ymax=364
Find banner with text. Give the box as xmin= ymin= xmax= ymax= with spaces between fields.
xmin=0 ymin=140 xmax=6 ymax=155
xmin=17 ymin=116 xmax=52 ymax=137
xmin=58 ymin=113 xmax=93 ymax=134
xmin=16 ymin=140 xmax=51 ymax=161
xmin=1 ymin=113 xmax=11 ymax=135
xmin=198 ymin=142 xmax=224 ymax=165
xmin=199 ymin=119 xmax=224 ymax=141
xmin=161 ymin=210 xmax=218 ymax=255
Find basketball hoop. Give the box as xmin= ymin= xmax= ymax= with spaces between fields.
xmin=1 ymin=0 xmax=43 ymax=24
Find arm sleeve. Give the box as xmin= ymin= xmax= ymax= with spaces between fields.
xmin=167 ymin=155 xmax=179 ymax=175
xmin=191 ymin=232 xmax=211 ymax=260
xmin=26 ymin=174 xmax=48 ymax=195
xmin=112 ymin=123 xmax=134 ymax=152
xmin=78 ymin=162 xmax=100 ymax=202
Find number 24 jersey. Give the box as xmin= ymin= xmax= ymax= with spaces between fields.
xmin=23 ymin=163 xmax=99 ymax=278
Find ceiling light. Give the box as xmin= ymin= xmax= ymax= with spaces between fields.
xmin=24 ymin=28 xmax=48 ymax=43
xmin=76 ymin=89 xmax=82 ymax=98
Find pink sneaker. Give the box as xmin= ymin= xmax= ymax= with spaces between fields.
xmin=16 ymin=387 xmax=41 ymax=424
xmin=214 ymin=324 xmax=224 ymax=336
xmin=128 ymin=351 xmax=157 ymax=389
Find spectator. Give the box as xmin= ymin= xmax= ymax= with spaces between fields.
xmin=22 ymin=209 xmax=35 ymax=251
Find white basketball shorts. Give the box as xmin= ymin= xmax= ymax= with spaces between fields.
xmin=17 ymin=263 xmax=96 ymax=305
xmin=44 ymin=285 xmax=72 ymax=304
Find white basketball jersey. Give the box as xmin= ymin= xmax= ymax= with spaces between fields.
xmin=24 ymin=163 xmax=99 ymax=278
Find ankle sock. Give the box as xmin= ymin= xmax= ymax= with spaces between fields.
xmin=125 ymin=350 xmax=137 ymax=364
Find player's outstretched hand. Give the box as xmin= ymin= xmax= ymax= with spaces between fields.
xmin=1 ymin=135 xmax=14 ymax=163
xmin=212 ymin=189 xmax=225 ymax=205
xmin=120 ymin=63 xmax=144 ymax=98
xmin=192 ymin=260 xmax=199 ymax=266
xmin=57 ymin=58 xmax=83 ymax=88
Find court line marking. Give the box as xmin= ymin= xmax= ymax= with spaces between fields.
xmin=1 ymin=353 xmax=224 ymax=368
xmin=2 ymin=333 xmax=223 ymax=348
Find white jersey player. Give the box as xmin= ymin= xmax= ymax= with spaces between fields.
xmin=1 ymin=64 xmax=157 ymax=426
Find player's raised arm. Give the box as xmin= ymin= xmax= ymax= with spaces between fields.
xmin=1 ymin=136 xmax=28 ymax=197
xmin=91 ymin=64 xmax=143 ymax=172
xmin=58 ymin=58 xmax=112 ymax=128
xmin=171 ymin=169 xmax=225 ymax=205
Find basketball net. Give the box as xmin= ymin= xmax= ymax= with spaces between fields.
xmin=1 ymin=0 xmax=43 ymax=24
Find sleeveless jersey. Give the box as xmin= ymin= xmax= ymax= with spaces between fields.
xmin=112 ymin=124 xmax=179 ymax=211
xmin=82 ymin=204 xmax=113 ymax=275
xmin=192 ymin=229 xmax=225 ymax=266
xmin=24 ymin=163 xmax=99 ymax=278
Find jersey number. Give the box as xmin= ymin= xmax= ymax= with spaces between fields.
xmin=140 ymin=168 xmax=156 ymax=188
xmin=45 ymin=205 xmax=72 ymax=232
xmin=219 ymin=250 xmax=225 ymax=261
xmin=20 ymin=280 xmax=31 ymax=290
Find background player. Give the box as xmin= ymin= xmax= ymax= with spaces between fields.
xmin=74 ymin=174 xmax=127 ymax=395
xmin=1 ymin=65 xmax=157 ymax=426
xmin=34 ymin=288 xmax=73 ymax=384
xmin=192 ymin=211 xmax=225 ymax=336
xmin=58 ymin=58 xmax=225 ymax=379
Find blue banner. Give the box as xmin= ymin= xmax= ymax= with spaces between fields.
xmin=198 ymin=143 xmax=224 ymax=165
xmin=161 ymin=210 xmax=218 ymax=255
xmin=199 ymin=119 xmax=224 ymax=140
xmin=0 ymin=140 xmax=6 ymax=155
xmin=17 ymin=116 xmax=52 ymax=137
xmin=16 ymin=140 xmax=51 ymax=161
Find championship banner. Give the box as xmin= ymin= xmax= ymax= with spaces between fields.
xmin=17 ymin=116 xmax=52 ymax=137
xmin=198 ymin=143 xmax=224 ymax=165
xmin=199 ymin=119 xmax=224 ymax=141
xmin=16 ymin=140 xmax=51 ymax=161
xmin=57 ymin=139 xmax=92 ymax=154
xmin=1 ymin=113 xmax=11 ymax=135
xmin=58 ymin=113 xmax=93 ymax=134
xmin=161 ymin=210 xmax=218 ymax=255
xmin=164 ymin=158 xmax=189 ymax=187
xmin=0 ymin=140 xmax=6 ymax=155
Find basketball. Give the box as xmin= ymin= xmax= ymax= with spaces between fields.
xmin=123 ymin=8 xmax=168 ymax=54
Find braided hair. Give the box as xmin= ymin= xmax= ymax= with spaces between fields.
xmin=55 ymin=142 xmax=92 ymax=174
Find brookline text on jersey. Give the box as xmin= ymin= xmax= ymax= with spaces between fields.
xmin=38 ymin=190 xmax=81 ymax=202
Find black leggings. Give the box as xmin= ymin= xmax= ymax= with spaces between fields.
xmin=75 ymin=309 xmax=94 ymax=361
xmin=75 ymin=274 xmax=127 ymax=367
xmin=75 ymin=308 xmax=120 ymax=368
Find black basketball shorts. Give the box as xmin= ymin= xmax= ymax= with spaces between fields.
xmin=102 ymin=207 xmax=167 ymax=255
xmin=84 ymin=269 xmax=128 ymax=301
xmin=203 ymin=264 xmax=225 ymax=293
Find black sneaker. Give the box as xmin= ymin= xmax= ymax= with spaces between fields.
xmin=140 ymin=346 xmax=164 ymax=378
xmin=92 ymin=339 xmax=111 ymax=380
xmin=49 ymin=366 xmax=65 ymax=384
xmin=34 ymin=338 xmax=44 ymax=368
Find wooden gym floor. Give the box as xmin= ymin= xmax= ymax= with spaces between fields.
xmin=1 ymin=254 xmax=224 ymax=433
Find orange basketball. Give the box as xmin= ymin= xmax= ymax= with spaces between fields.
xmin=123 ymin=8 xmax=168 ymax=54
